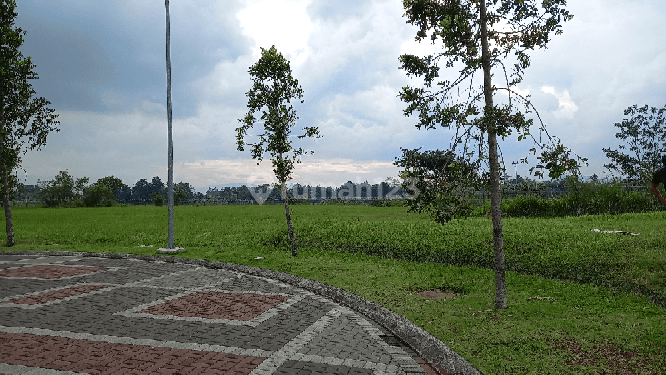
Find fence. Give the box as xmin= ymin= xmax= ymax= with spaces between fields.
xmin=10 ymin=200 xmax=42 ymax=208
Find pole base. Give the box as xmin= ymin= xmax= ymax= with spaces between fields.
xmin=156 ymin=247 xmax=186 ymax=254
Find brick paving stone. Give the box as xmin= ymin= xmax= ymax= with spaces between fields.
xmin=2 ymin=285 xmax=111 ymax=305
xmin=0 ymin=265 xmax=105 ymax=279
xmin=0 ymin=253 xmax=479 ymax=375
xmin=0 ymin=331 xmax=264 ymax=374
xmin=139 ymin=291 xmax=290 ymax=321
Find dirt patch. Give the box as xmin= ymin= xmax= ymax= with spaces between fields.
xmin=417 ymin=290 xmax=460 ymax=300
xmin=546 ymin=335 xmax=657 ymax=374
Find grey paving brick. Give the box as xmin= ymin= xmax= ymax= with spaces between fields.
xmin=0 ymin=252 xmax=481 ymax=375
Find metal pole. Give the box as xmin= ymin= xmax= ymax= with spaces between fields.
xmin=166 ymin=0 xmax=174 ymax=249
xmin=158 ymin=0 xmax=184 ymax=254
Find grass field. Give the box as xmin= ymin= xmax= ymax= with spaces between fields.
xmin=2 ymin=204 xmax=665 ymax=374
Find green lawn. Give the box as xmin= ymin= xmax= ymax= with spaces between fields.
xmin=2 ymin=204 xmax=665 ymax=374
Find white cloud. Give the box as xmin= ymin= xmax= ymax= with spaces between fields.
xmin=541 ymin=86 xmax=579 ymax=119
xmin=513 ymin=86 xmax=530 ymax=98
xmin=168 ymin=158 xmax=402 ymax=190
xmin=399 ymin=37 xmax=438 ymax=58
xmin=236 ymin=0 xmax=313 ymax=67
xmin=298 ymin=0 xmax=411 ymax=89
xmin=497 ymin=85 xmax=530 ymax=101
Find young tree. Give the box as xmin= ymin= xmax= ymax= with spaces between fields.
xmin=236 ymin=45 xmax=321 ymax=257
xmin=1 ymin=0 xmax=60 ymax=246
xmin=399 ymin=0 xmax=588 ymax=309
xmin=602 ymin=104 xmax=666 ymax=186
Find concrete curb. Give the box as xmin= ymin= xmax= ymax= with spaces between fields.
xmin=1 ymin=250 xmax=483 ymax=375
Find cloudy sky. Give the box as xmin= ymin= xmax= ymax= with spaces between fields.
xmin=13 ymin=0 xmax=666 ymax=192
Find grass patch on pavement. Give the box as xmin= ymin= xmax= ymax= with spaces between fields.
xmin=2 ymin=204 xmax=665 ymax=374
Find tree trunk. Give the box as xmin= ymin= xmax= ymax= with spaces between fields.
xmin=2 ymin=162 xmax=14 ymax=247
xmin=0 ymin=96 xmax=13 ymax=247
xmin=277 ymin=153 xmax=297 ymax=257
xmin=480 ymin=0 xmax=506 ymax=309
xmin=281 ymin=179 xmax=297 ymax=257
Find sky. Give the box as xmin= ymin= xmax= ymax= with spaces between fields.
xmin=12 ymin=0 xmax=666 ymax=193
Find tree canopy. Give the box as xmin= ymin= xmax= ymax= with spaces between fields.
xmin=399 ymin=0 xmax=586 ymax=182
xmin=602 ymin=104 xmax=666 ymax=185
xmin=236 ymin=45 xmax=320 ymax=185
xmin=37 ymin=171 xmax=86 ymax=208
xmin=1 ymin=0 xmax=60 ymax=197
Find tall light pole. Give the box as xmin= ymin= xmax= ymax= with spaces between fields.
xmin=158 ymin=0 xmax=185 ymax=254
xmin=512 ymin=161 xmax=518 ymax=182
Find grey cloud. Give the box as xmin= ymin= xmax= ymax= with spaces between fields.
xmin=16 ymin=16 xmax=116 ymax=112
xmin=15 ymin=0 xmax=252 ymax=119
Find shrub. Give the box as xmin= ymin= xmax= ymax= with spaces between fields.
xmin=496 ymin=178 xmax=660 ymax=218
xmin=368 ymin=198 xmax=409 ymax=207
xmin=151 ymin=192 xmax=165 ymax=207
xmin=503 ymin=195 xmax=548 ymax=218
xmin=287 ymin=198 xmax=310 ymax=205
xmin=174 ymin=186 xmax=188 ymax=206
xmin=83 ymin=183 xmax=115 ymax=207
xmin=621 ymin=191 xmax=654 ymax=213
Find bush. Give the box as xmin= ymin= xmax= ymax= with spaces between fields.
xmin=286 ymin=198 xmax=310 ymax=205
xmin=621 ymin=191 xmax=655 ymax=213
xmin=152 ymin=192 xmax=165 ymax=207
xmin=502 ymin=195 xmax=548 ymax=218
xmin=497 ymin=178 xmax=660 ymax=218
xmin=83 ymin=183 xmax=115 ymax=207
xmin=368 ymin=198 xmax=409 ymax=207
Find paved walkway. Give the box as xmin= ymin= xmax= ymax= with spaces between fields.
xmin=0 ymin=251 xmax=480 ymax=375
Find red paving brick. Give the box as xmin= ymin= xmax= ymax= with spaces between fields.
xmin=0 ymin=331 xmax=265 ymax=375
xmin=140 ymin=291 xmax=290 ymax=321
xmin=418 ymin=358 xmax=451 ymax=375
xmin=2 ymin=285 xmax=112 ymax=305
xmin=0 ymin=265 xmax=105 ymax=279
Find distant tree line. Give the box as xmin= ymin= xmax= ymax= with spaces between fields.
xmin=11 ymin=170 xmax=655 ymax=209
xmin=26 ymin=172 xmax=412 ymax=207
xmin=25 ymin=171 xmax=196 ymax=208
